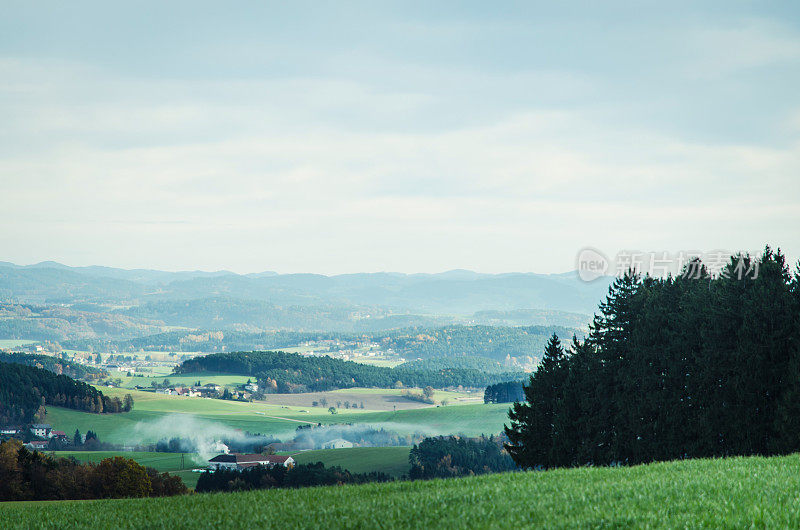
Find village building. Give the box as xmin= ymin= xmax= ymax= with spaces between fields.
xmin=25 ymin=440 xmax=49 ymax=451
xmin=30 ymin=424 xmax=52 ymax=438
xmin=207 ymin=453 xmax=295 ymax=471
xmin=321 ymin=438 xmax=354 ymax=449
xmin=51 ymin=430 xmax=67 ymax=441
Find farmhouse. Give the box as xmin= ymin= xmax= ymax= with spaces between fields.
xmin=321 ymin=438 xmax=354 ymax=449
xmin=51 ymin=430 xmax=67 ymax=441
xmin=30 ymin=424 xmax=52 ymax=438
xmin=25 ymin=440 xmax=49 ymax=451
xmin=208 ymin=453 xmax=295 ymax=471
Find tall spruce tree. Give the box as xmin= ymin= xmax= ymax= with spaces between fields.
xmin=505 ymin=333 xmax=567 ymax=468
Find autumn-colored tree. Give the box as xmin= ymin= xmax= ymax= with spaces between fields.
xmin=94 ymin=457 xmax=152 ymax=498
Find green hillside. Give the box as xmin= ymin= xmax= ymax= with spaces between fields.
xmin=6 ymin=454 xmax=800 ymax=528
xmin=291 ymin=447 xmax=411 ymax=477
xmin=44 ymin=390 xmax=510 ymax=443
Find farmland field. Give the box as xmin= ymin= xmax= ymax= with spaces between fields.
xmin=290 ymin=446 xmax=411 ymax=477
xmin=253 ymin=387 xmax=481 ymax=411
xmin=116 ymin=372 xmax=251 ymax=389
xmin=44 ymin=388 xmax=509 ymax=444
xmin=6 ymin=454 xmax=800 ymax=528
xmin=0 ymin=339 xmax=38 ymax=348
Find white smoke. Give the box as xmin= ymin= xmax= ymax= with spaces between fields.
xmin=127 ymin=414 xmax=252 ymax=462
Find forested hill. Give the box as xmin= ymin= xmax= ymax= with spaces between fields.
xmin=174 ymin=351 xmax=523 ymax=392
xmin=398 ymin=355 xmax=508 ymax=373
xmin=64 ymin=325 xmax=581 ymax=366
xmin=0 ymin=352 xmax=106 ymax=380
xmin=0 ymin=262 xmax=610 ymax=315
xmin=0 ymin=361 xmax=130 ymax=425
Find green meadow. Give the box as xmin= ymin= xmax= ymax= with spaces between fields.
xmin=6 ymin=454 xmax=800 ymax=528
xmin=0 ymin=339 xmax=38 ymax=348
xmin=290 ymin=446 xmax=412 ymax=477
xmin=44 ymin=389 xmax=509 ymax=444
xmin=116 ymin=372 xmax=251 ymax=389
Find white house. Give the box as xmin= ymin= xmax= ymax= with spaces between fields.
xmin=207 ymin=453 xmax=295 ymax=471
xmin=321 ymin=438 xmax=354 ymax=449
xmin=30 ymin=424 xmax=52 ymax=438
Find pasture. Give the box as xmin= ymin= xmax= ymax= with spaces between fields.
xmin=0 ymin=339 xmax=38 ymax=348
xmin=253 ymin=387 xmax=481 ymax=411
xmin=44 ymin=388 xmax=509 ymax=444
xmin=117 ymin=372 xmax=251 ymax=389
xmin=290 ymin=446 xmax=411 ymax=477
xmin=6 ymin=454 xmax=800 ymax=528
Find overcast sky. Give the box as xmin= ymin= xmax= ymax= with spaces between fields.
xmin=1 ymin=1 xmax=798 ymax=274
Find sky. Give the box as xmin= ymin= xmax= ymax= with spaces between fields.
xmin=1 ymin=1 xmax=799 ymax=274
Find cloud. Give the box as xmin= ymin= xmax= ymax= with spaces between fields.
xmin=1 ymin=4 xmax=799 ymax=273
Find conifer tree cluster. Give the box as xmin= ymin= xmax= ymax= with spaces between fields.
xmin=0 ymin=361 xmax=132 ymax=425
xmin=506 ymin=247 xmax=800 ymax=468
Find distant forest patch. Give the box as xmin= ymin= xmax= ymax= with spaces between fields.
xmin=0 ymin=361 xmax=131 ymax=425
xmin=174 ymin=350 xmax=523 ymax=392
xmin=64 ymin=325 xmax=582 ymax=366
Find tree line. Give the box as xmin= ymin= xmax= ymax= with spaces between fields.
xmin=0 ymin=361 xmax=132 ymax=425
xmin=0 ymin=439 xmax=187 ymax=500
xmin=174 ymin=350 xmax=522 ymax=391
xmin=195 ymin=462 xmax=391 ymax=493
xmin=506 ymin=247 xmax=800 ymax=469
xmin=64 ymin=324 xmax=578 ymax=363
xmin=483 ymin=380 xmax=525 ymax=403
xmin=0 ymin=352 xmax=107 ymax=380
xmin=409 ymin=435 xmax=517 ymax=479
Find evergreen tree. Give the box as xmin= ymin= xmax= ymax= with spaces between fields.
xmin=505 ymin=333 xmax=567 ymax=468
xmin=505 ymin=246 xmax=800 ymax=468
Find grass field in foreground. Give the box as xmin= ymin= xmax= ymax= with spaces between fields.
xmin=6 ymin=454 xmax=800 ymax=528
xmin=290 ymin=447 xmax=411 ymax=477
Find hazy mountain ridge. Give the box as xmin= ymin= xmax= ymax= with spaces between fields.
xmin=0 ymin=261 xmax=612 ymax=316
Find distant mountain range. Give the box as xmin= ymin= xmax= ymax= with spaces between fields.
xmin=0 ymin=261 xmax=612 ymax=317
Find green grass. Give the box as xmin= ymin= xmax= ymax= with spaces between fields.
xmin=7 ymin=454 xmax=800 ymax=528
xmin=118 ymin=372 xmax=251 ymax=389
xmin=45 ymin=389 xmax=509 ymax=444
xmin=291 ymin=447 xmax=411 ymax=477
xmin=0 ymin=339 xmax=38 ymax=348
xmin=52 ymin=451 xmax=203 ymax=489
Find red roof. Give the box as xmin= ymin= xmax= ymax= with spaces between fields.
xmin=208 ymin=453 xmax=292 ymax=464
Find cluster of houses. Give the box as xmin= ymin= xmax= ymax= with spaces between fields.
xmin=0 ymin=423 xmax=69 ymax=451
xmin=150 ymin=383 xmax=220 ymax=397
xmin=204 ymin=437 xmax=356 ymax=472
xmin=150 ymin=382 xmax=259 ymax=401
